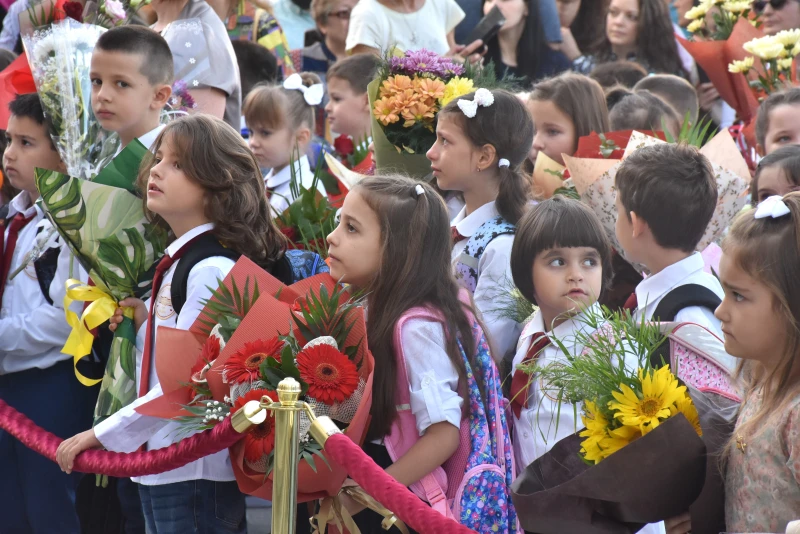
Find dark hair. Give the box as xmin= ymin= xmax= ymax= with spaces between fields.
xmin=571 ymin=0 xmax=610 ymax=54
xmin=354 ymin=175 xmax=481 ymax=439
xmin=243 ymin=72 xmax=321 ymax=132
xmin=616 ymin=143 xmax=717 ymax=252
xmin=589 ymin=60 xmax=648 ymax=90
xmin=484 ymin=0 xmax=545 ymax=85
xmin=596 ymin=0 xmax=686 ymax=77
xmin=232 ymin=40 xmax=279 ymax=99
xmin=8 ymin=93 xmax=56 ymax=147
xmin=755 ymin=87 xmax=800 ymax=150
xmin=137 ymin=114 xmax=287 ymax=269
xmin=511 ymin=196 xmax=613 ymax=305
xmin=752 ymin=145 xmax=800 ymax=205
xmin=440 ymin=89 xmax=534 ymax=224
xmin=327 ymin=54 xmax=381 ymax=94
xmin=0 ymin=48 xmax=17 ymax=72
xmin=609 ymin=90 xmax=681 ymax=137
xmin=95 ymin=26 xmax=174 ymax=85
xmin=635 ymin=74 xmax=699 ymax=125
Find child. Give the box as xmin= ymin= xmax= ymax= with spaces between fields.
xmin=324 ymin=175 xmax=514 ymax=533
xmin=755 ymin=86 xmax=800 ymax=156
xmin=588 ymin=59 xmax=648 ymax=91
xmin=614 ymin=143 xmax=723 ymax=337
xmin=55 ymin=115 xmax=295 ymax=533
xmin=0 ymin=94 xmax=97 ymax=533
xmin=634 ymin=74 xmax=699 ymax=126
xmin=609 ymin=90 xmax=681 ymax=139
xmin=528 ymin=73 xmax=610 ymax=166
xmin=90 ymin=26 xmax=174 ymax=151
xmin=243 ymin=72 xmax=328 ymax=215
xmin=667 ymin=192 xmax=800 ymax=534
xmin=751 ymin=145 xmax=800 ymax=205
xmin=427 ymin=89 xmax=534 ymax=364
xmin=324 ymin=53 xmax=381 ymax=142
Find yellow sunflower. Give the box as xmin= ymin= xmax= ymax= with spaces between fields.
xmin=599 ymin=424 xmax=641 ymax=459
xmin=579 ymin=401 xmax=610 ymax=464
xmin=609 ymin=366 xmax=686 ymax=435
xmin=670 ymin=393 xmax=703 ymax=437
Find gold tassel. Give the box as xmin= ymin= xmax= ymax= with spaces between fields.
xmin=310 ymin=486 xmax=409 ymax=534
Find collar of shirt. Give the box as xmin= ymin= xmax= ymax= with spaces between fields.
xmin=520 ymin=302 xmax=602 ymax=348
xmin=165 ymin=222 xmax=215 ymax=257
xmin=114 ymin=124 xmax=166 ymax=157
xmin=265 ymin=155 xmax=311 ymax=189
xmin=451 ymin=201 xmax=499 ymax=238
xmin=7 ymin=191 xmax=40 ymax=219
xmin=635 ymin=252 xmax=706 ymax=311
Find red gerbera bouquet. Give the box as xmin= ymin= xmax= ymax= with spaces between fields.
xmin=136 ymin=257 xmax=374 ymax=502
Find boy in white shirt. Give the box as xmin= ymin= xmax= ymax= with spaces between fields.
xmin=0 ymin=93 xmax=96 ymax=533
xmin=614 ymin=143 xmax=724 ymax=338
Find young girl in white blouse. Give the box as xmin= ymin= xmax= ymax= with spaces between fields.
xmin=55 ymin=115 xmax=291 ymax=533
xmin=426 ymin=88 xmax=535 ymax=365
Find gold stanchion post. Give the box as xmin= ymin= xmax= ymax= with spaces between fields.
xmin=272 ymin=377 xmax=302 ymax=534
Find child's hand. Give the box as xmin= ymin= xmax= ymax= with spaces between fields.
xmin=108 ymin=298 xmax=147 ymax=333
xmin=665 ymin=512 xmax=691 ymax=534
xmin=56 ymin=429 xmax=102 ymax=474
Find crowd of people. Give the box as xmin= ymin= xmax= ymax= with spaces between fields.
xmin=1 ymin=0 xmax=800 ymax=533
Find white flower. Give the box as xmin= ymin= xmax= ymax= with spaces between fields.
xmin=685 ymin=4 xmax=709 ymax=19
xmin=192 ymin=80 xmax=199 ymax=87
xmin=189 ymin=57 xmax=196 ymax=64
xmin=103 ymin=0 xmax=127 ymax=21
xmin=723 ymin=1 xmax=751 ymax=13
xmin=687 ymin=19 xmax=705 ymax=33
xmin=743 ymin=36 xmax=787 ymax=60
xmin=185 ymin=41 xmax=192 ymax=48
xmin=728 ymin=56 xmax=755 ymax=74
xmin=778 ymin=57 xmax=794 ymax=71
xmin=774 ymin=29 xmax=800 ymax=50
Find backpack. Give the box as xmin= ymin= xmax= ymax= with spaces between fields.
xmin=170 ymin=233 xmax=329 ymax=315
xmin=386 ymin=297 xmax=518 ymax=533
xmin=454 ymin=216 xmax=515 ymax=294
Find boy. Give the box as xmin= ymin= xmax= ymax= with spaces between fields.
xmin=615 ymin=143 xmax=723 ymax=338
xmin=0 ymin=94 xmax=97 ymax=533
xmin=324 ymin=53 xmax=381 ymax=142
xmin=90 ymin=25 xmax=173 ymax=152
xmin=634 ymin=74 xmax=699 ymax=126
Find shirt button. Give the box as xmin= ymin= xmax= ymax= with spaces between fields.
xmin=523 ymin=432 xmax=529 ymax=439
xmin=422 ymin=377 xmax=432 ymax=386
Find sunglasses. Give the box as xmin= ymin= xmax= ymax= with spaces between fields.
xmin=753 ymin=0 xmax=793 ymax=13
xmin=328 ymin=8 xmax=352 ymax=19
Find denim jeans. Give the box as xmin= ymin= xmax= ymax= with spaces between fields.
xmin=138 ymin=480 xmax=246 ymax=534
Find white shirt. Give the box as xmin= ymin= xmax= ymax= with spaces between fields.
xmin=346 ymin=0 xmax=464 ymax=55
xmin=451 ymin=201 xmax=519 ymax=364
xmin=0 ymin=192 xmax=88 ymax=373
xmin=265 ymin=155 xmax=326 ymax=217
xmin=94 ymin=223 xmax=237 ymax=485
xmin=634 ymin=252 xmax=724 ymax=339
xmin=115 ymin=124 xmax=165 ymax=156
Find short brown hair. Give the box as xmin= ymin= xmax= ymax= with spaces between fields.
xmin=327 ymin=54 xmax=381 ymax=94
xmin=95 ymin=26 xmax=174 ymax=86
xmin=243 ymin=72 xmax=321 ymax=132
xmin=755 ymin=86 xmax=800 ymax=150
xmin=615 ymin=143 xmax=717 ymax=252
xmin=589 ymin=60 xmax=648 ymax=90
xmin=635 ymin=74 xmax=699 ymax=125
xmin=609 ymin=91 xmax=681 ymax=138
xmin=511 ymin=196 xmax=613 ymax=305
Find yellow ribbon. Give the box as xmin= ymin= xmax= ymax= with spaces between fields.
xmin=62 ymin=279 xmax=131 ymax=386
xmin=311 ymin=486 xmax=409 ymax=534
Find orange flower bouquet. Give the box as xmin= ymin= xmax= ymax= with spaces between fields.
xmin=136 ymin=257 xmax=374 ymax=502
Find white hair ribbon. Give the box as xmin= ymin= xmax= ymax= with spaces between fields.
xmin=754 ymin=195 xmax=791 ymax=220
xmin=457 ymin=88 xmax=494 ymax=118
xmin=283 ymin=73 xmax=324 ymax=106
xmin=498 ymin=158 xmax=510 ymax=168
xmin=415 ymin=184 xmax=425 ymax=196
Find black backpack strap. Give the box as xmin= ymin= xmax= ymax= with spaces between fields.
xmin=651 ymin=283 xmax=722 ymax=323
xmin=33 ymin=247 xmax=60 ymax=305
xmin=170 ymin=234 xmax=241 ymax=316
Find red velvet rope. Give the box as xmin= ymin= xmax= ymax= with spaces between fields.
xmin=0 ymin=398 xmax=244 ymax=477
xmin=323 ymin=433 xmax=477 ymax=534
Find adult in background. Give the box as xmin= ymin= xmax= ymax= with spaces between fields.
xmin=556 ymin=0 xmax=608 ymax=65
xmin=291 ymin=0 xmax=356 ymax=76
xmin=756 ymin=0 xmax=800 ymax=35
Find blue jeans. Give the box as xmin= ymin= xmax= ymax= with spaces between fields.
xmin=138 ymin=480 xmax=246 ymax=534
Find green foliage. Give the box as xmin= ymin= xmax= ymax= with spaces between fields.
xmin=597 ymin=133 xmax=621 ymax=158
xmin=663 ymin=112 xmax=716 ymax=148
xmin=197 ymin=277 xmax=261 ymax=340
xmin=292 ymin=284 xmax=363 ymax=358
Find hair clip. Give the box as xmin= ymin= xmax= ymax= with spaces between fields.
xmin=415 ymin=184 xmax=425 ymax=196
xmin=498 ymin=158 xmax=510 ymax=168
xmin=457 ymin=88 xmax=494 ymax=118
xmin=283 ymin=73 xmax=324 ymax=106
xmin=754 ymin=195 xmax=791 ymax=220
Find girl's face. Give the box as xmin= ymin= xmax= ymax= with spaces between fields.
xmin=606 ymin=0 xmax=640 ymax=51
xmin=529 ymin=99 xmax=576 ymax=165
xmin=761 ymin=0 xmax=800 ymax=36
xmin=762 ymin=104 xmax=800 ymax=155
xmin=755 ymin=165 xmax=800 ymax=203
xmin=531 ymin=246 xmax=603 ymax=328
xmin=318 ymin=0 xmax=358 ymax=46
xmin=427 ymin=114 xmax=482 ymax=192
xmin=557 ymin=0 xmax=581 ymax=28
xmin=715 ymin=250 xmax=788 ymax=368
xmin=484 ymin=0 xmax=528 ymax=32
xmin=247 ymin=124 xmax=297 ymax=171
xmin=326 ymin=190 xmax=383 ymax=290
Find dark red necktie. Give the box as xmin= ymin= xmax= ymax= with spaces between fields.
xmin=509 ymin=332 xmax=551 ymax=419
xmin=0 ymin=213 xmax=34 ymax=304
xmin=623 ymin=292 xmax=638 ymax=311
xmin=451 ymin=226 xmax=467 ymax=245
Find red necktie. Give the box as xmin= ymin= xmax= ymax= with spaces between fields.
xmin=0 ymin=213 xmax=34 ymax=304
xmin=623 ymin=292 xmax=638 ymax=311
xmin=451 ymin=226 xmax=467 ymax=245
xmin=510 ymin=333 xmax=550 ymax=419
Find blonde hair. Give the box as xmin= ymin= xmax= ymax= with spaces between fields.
xmin=310 ymin=0 xmax=338 ymax=24
xmin=242 ymin=72 xmax=321 ymax=132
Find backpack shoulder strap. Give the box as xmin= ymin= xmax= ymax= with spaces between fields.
xmin=33 ymin=247 xmax=60 ymax=305
xmin=171 ymin=234 xmax=240 ymax=316
xmin=455 ymin=216 xmax=515 ymax=293
xmin=652 ymin=283 xmax=722 ymax=323
xmin=284 ymin=249 xmax=327 ymax=282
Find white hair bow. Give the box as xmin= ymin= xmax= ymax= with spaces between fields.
xmin=457 ymin=88 xmax=494 ymax=118
xmin=283 ymin=73 xmax=324 ymax=106
xmin=754 ymin=195 xmax=791 ymax=220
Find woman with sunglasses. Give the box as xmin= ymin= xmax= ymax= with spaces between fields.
xmin=291 ymin=0 xmax=357 ymax=76
xmin=754 ymin=0 xmax=800 ymax=35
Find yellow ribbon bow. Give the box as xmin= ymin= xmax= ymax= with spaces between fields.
xmin=62 ymin=279 xmax=131 ymax=386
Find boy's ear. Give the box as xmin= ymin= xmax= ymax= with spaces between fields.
xmin=361 ymin=92 xmax=370 ymax=112
xmin=477 ymin=143 xmax=497 ymax=171
xmin=152 ymin=83 xmax=173 ymax=109
xmin=56 ymin=158 xmax=67 ymax=174
xmin=629 ymin=210 xmax=648 ymax=238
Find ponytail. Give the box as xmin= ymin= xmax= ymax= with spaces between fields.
xmin=495 ymin=163 xmax=530 ymax=224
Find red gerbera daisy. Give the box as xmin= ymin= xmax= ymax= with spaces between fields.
xmin=296 ymin=344 xmax=359 ymax=405
xmin=224 ymin=338 xmax=283 ymax=384
xmin=192 ymin=336 xmax=221 ymax=375
xmin=234 ymin=389 xmax=278 ymax=462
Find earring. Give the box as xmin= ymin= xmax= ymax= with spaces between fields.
xmin=476 ymin=166 xmax=482 ymax=173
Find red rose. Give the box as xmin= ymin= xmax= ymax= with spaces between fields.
xmin=280 ymin=226 xmax=298 ymax=243
xmin=333 ymin=135 xmax=354 ymax=157
xmin=63 ymin=1 xmax=83 ymax=21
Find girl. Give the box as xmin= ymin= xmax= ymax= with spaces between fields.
xmin=557 ymin=0 xmax=609 ymax=65
xmin=667 ymin=192 xmax=800 ymax=533
xmin=572 ymin=0 xmax=686 ymax=78
xmin=427 ymin=89 xmax=534 ymax=364
xmin=755 ymin=87 xmax=800 ymax=156
xmin=528 ymin=72 xmax=610 ymax=166
xmin=751 ymin=145 xmax=800 ymax=205
xmin=54 ymin=115 xmax=294 ymax=533
xmin=244 ymin=72 xmax=328 ymax=216
xmin=324 ymin=175 xmax=514 ymax=532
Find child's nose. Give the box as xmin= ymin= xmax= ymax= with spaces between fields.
xmin=532 ymin=132 xmax=544 ymax=151
xmin=426 ymin=143 xmax=438 ymax=161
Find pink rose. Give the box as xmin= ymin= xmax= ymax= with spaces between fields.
xmin=104 ymin=0 xmax=126 ymax=22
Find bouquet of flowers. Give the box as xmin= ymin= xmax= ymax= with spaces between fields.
xmin=137 ymin=258 xmax=374 ymax=502
xmin=684 ymin=0 xmax=758 ymax=39
xmin=729 ymin=29 xmax=800 ymax=97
